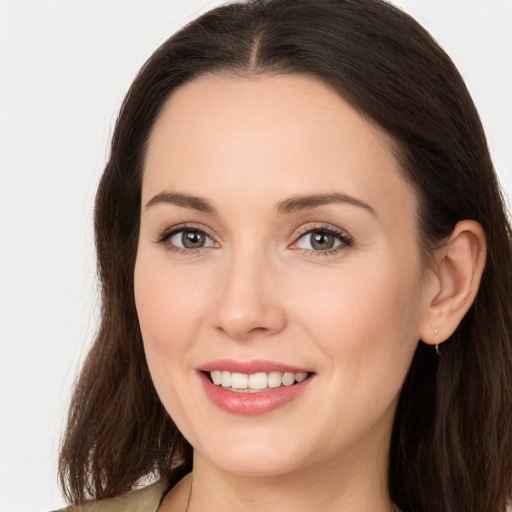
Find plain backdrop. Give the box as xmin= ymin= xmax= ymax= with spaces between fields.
xmin=0 ymin=1 xmax=511 ymax=511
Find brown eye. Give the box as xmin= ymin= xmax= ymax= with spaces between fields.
xmin=169 ymin=229 xmax=214 ymax=249
xmin=182 ymin=231 xmax=206 ymax=248
xmin=295 ymin=228 xmax=352 ymax=253
xmin=310 ymin=231 xmax=336 ymax=250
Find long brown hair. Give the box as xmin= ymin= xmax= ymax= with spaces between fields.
xmin=59 ymin=1 xmax=512 ymax=510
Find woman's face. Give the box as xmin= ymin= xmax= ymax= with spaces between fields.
xmin=135 ymin=74 xmax=432 ymax=477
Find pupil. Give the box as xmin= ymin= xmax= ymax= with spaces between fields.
xmin=311 ymin=232 xmax=334 ymax=250
xmin=182 ymin=231 xmax=205 ymax=248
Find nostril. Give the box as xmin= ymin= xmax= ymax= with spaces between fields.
xmin=247 ymin=326 xmax=270 ymax=335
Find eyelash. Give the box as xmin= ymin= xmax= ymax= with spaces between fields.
xmin=155 ymin=223 xmax=217 ymax=256
xmin=154 ymin=223 xmax=354 ymax=256
xmin=291 ymin=224 xmax=354 ymax=256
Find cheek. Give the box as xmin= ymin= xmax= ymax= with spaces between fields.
xmin=133 ymin=255 xmax=213 ymax=405
xmin=134 ymin=255 xmax=211 ymax=424
xmin=134 ymin=256 xmax=208 ymax=349
xmin=289 ymin=256 xmax=424 ymax=384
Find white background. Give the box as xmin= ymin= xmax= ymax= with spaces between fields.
xmin=0 ymin=1 xmax=510 ymax=511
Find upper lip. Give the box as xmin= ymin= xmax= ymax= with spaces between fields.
xmin=197 ymin=359 xmax=312 ymax=374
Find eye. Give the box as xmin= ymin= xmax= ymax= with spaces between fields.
xmin=169 ymin=229 xmax=215 ymax=249
xmin=298 ymin=231 xmax=339 ymax=251
xmin=293 ymin=226 xmax=353 ymax=253
xmin=155 ymin=224 xmax=218 ymax=253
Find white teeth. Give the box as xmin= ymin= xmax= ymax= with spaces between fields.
xmin=282 ymin=372 xmax=295 ymax=386
xmin=248 ymin=372 xmax=268 ymax=390
xmin=211 ymin=370 xmax=222 ymax=385
xmin=209 ymin=370 xmax=309 ymax=391
xmin=231 ymin=372 xmax=249 ymax=389
xmin=221 ymin=371 xmax=232 ymax=388
xmin=295 ymin=372 xmax=308 ymax=383
xmin=267 ymin=371 xmax=282 ymax=388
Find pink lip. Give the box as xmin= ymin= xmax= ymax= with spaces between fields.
xmin=197 ymin=360 xmax=314 ymax=416
xmin=198 ymin=358 xmax=311 ymax=374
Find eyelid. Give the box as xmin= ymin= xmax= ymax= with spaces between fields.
xmin=153 ymin=221 xmax=353 ymax=255
xmin=292 ymin=222 xmax=352 ymax=240
xmin=154 ymin=223 xmax=219 ymax=250
xmin=289 ymin=223 xmax=354 ymax=253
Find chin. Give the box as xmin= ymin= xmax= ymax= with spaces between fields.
xmin=190 ymin=426 xmax=311 ymax=477
xmin=201 ymin=448 xmax=304 ymax=477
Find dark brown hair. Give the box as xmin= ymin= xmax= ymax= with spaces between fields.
xmin=59 ymin=1 xmax=512 ymax=510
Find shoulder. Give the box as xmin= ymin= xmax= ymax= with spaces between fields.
xmin=51 ymin=480 xmax=168 ymax=512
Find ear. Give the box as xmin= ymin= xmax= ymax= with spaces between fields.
xmin=419 ymin=220 xmax=486 ymax=346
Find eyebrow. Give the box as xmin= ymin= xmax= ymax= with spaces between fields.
xmin=145 ymin=192 xmax=216 ymax=214
xmin=145 ymin=191 xmax=376 ymax=217
xmin=275 ymin=193 xmax=376 ymax=216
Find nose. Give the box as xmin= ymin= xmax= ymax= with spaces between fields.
xmin=213 ymin=249 xmax=287 ymax=340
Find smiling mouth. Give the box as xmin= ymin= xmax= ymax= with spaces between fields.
xmin=206 ymin=370 xmax=311 ymax=393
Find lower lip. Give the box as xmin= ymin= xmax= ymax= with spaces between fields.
xmin=199 ymin=372 xmax=313 ymax=415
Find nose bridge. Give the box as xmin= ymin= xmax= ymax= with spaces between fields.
xmin=213 ymin=239 xmax=286 ymax=340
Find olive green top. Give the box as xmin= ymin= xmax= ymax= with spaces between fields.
xmin=52 ymin=480 xmax=167 ymax=512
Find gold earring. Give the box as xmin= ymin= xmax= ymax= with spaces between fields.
xmin=434 ymin=329 xmax=441 ymax=356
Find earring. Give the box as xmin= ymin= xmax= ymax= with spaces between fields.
xmin=434 ymin=329 xmax=441 ymax=356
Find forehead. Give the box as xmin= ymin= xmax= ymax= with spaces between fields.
xmin=147 ymin=73 xmax=391 ymax=165
xmin=143 ymin=73 xmax=417 ymax=221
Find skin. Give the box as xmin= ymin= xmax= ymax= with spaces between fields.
xmin=134 ymin=74 xmax=485 ymax=512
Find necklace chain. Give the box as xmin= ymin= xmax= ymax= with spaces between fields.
xmin=184 ymin=475 xmax=193 ymax=512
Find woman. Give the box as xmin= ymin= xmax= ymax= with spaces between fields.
xmin=57 ymin=0 xmax=512 ymax=511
